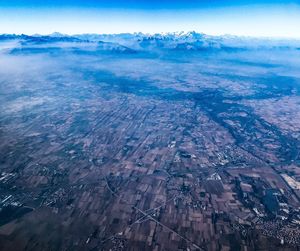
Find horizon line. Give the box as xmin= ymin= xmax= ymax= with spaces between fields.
xmin=1 ymin=31 xmax=300 ymax=41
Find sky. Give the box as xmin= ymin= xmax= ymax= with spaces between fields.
xmin=0 ymin=0 xmax=300 ymax=38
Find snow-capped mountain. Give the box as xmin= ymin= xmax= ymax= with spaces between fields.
xmin=1 ymin=32 xmax=300 ymax=55
xmin=73 ymin=31 xmax=300 ymax=51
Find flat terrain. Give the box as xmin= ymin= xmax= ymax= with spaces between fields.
xmin=0 ymin=34 xmax=300 ymax=251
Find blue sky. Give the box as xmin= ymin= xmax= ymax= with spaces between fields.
xmin=0 ymin=0 xmax=297 ymax=9
xmin=0 ymin=0 xmax=300 ymax=37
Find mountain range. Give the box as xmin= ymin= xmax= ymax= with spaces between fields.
xmin=1 ymin=31 xmax=300 ymax=54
